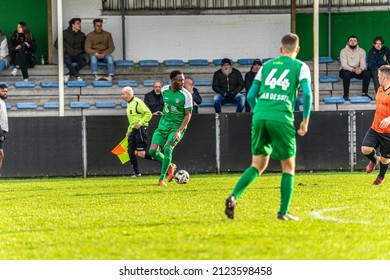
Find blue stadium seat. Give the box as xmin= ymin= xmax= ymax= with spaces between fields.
xmin=139 ymin=60 xmax=159 ymax=67
xmin=114 ymin=60 xmax=135 ymax=67
xmin=163 ymin=59 xmax=185 ymax=66
xmin=92 ymin=81 xmax=113 ymax=87
xmin=188 ymin=59 xmax=209 ymax=66
xmin=42 ymin=102 xmax=59 ymax=109
xmin=16 ymin=102 xmax=38 ymax=109
xmin=0 ymin=82 xmax=9 ymax=87
xmin=194 ymin=80 xmax=212 ymax=86
xmin=350 ymin=78 xmax=362 ymax=82
xmin=97 ymin=62 xmax=108 ymax=66
xmin=143 ymin=80 xmax=157 ymax=87
xmin=319 ymin=76 xmax=340 ymax=83
xmin=6 ymin=103 xmax=11 ymax=110
xmin=69 ymin=102 xmax=90 ymax=109
xmin=95 ymin=101 xmax=116 ymax=108
xmin=40 ymin=82 xmax=59 ymax=88
xmin=319 ymin=57 xmax=335 ymax=63
xmin=67 ymin=81 xmax=88 ymax=87
xmin=121 ymin=102 xmax=128 ymax=108
xmin=14 ymin=81 xmax=36 ymax=88
xmin=117 ymin=80 xmax=138 ymax=87
xmin=323 ymin=97 xmax=345 ymax=104
xmin=349 ymin=96 xmax=371 ymax=103
xmin=213 ymin=59 xmax=234 ymax=66
xmin=237 ymin=58 xmax=255 ymax=65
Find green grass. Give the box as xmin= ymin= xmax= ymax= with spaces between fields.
xmin=0 ymin=172 xmax=390 ymax=260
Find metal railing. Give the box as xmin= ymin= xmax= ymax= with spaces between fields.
xmin=102 ymin=0 xmax=390 ymax=12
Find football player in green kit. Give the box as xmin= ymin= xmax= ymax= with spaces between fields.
xmin=225 ymin=33 xmax=313 ymax=221
xmin=149 ymin=70 xmax=193 ymax=186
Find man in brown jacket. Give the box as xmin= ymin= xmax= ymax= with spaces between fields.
xmin=85 ymin=19 xmax=115 ymax=81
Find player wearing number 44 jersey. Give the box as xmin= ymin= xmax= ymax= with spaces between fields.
xmin=224 ymin=33 xmax=313 ymax=221
xmin=149 ymin=70 xmax=193 ymax=186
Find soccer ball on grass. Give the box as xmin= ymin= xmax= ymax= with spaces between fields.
xmin=174 ymin=170 xmax=190 ymax=184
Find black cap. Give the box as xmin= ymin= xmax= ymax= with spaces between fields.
xmin=221 ymin=58 xmax=231 ymax=66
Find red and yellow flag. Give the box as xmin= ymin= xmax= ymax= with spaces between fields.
xmin=111 ymin=138 xmax=130 ymax=164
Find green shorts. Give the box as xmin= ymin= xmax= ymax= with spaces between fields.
xmin=151 ymin=123 xmax=186 ymax=147
xmin=251 ymin=119 xmax=296 ymax=160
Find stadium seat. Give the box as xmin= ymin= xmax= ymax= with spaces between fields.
xmin=237 ymin=58 xmax=255 ymax=65
xmin=350 ymin=78 xmax=362 ymax=82
xmin=121 ymin=102 xmax=127 ymax=108
xmin=92 ymin=81 xmax=113 ymax=87
xmin=97 ymin=62 xmax=108 ymax=66
xmin=6 ymin=103 xmax=11 ymax=110
xmin=114 ymin=60 xmax=134 ymax=67
xmin=349 ymin=96 xmax=371 ymax=103
xmin=319 ymin=76 xmax=340 ymax=83
xmin=95 ymin=101 xmax=116 ymax=108
xmin=163 ymin=59 xmax=185 ymax=66
xmin=69 ymin=101 xmax=90 ymax=109
xmin=323 ymin=97 xmax=345 ymax=104
xmin=319 ymin=57 xmax=335 ymax=63
xmin=188 ymin=59 xmax=209 ymax=66
xmin=117 ymin=80 xmax=138 ymax=87
xmin=213 ymin=59 xmax=234 ymax=66
xmin=16 ymin=102 xmax=38 ymax=109
xmin=139 ymin=60 xmax=159 ymax=67
xmin=14 ymin=81 xmax=36 ymax=88
xmin=194 ymin=80 xmax=212 ymax=86
xmin=67 ymin=81 xmax=88 ymax=87
xmin=42 ymin=102 xmax=59 ymax=109
xmin=143 ymin=80 xmax=157 ymax=87
xmin=0 ymin=82 xmax=9 ymax=87
xmin=199 ymin=99 xmax=235 ymax=107
xmin=40 ymin=82 xmax=59 ymax=88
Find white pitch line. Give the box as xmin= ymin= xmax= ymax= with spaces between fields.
xmin=310 ymin=206 xmax=371 ymax=224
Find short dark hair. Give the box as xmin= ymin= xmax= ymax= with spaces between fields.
xmin=170 ymin=70 xmax=183 ymax=80
xmin=93 ymin=19 xmax=103 ymax=25
xmin=373 ymin=36 xmax=384 ymax=45
xmin=69 ymin=18 xmax=81 ymax=26
xmin=348 ymin=35 xmax=358 ymax=41
xmin=281 ymin=33 xmax=299 ymax=53
xmin=0 ymin=84 xmax=8 ymax=89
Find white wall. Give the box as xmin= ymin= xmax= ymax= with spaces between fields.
xmin=52 ymin=0 xmax=290 ymax=62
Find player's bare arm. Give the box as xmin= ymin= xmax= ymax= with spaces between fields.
xmin=173 ymin=110 xmax=192 ymax=142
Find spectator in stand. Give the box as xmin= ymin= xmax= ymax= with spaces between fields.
xmin=144 ymin=81 xmax=164 ymax=115
xmin=84 ymin=19 xmax=115 ymax=81
xmin=244 ymin=59 xmax=262 ymax=112
xmin=367 ymin=36 xmax=390 ymax=93
xmin=55 ymin=18 xmax=87 ymax=82
xmin=339 ymin=35 xmax=371 ymax=100
xmin=0 ymin=31 xmax=11 ymax=73
xmin=212 ymin=58 xmax=245 ymax=113
xmin=10 ymin=22 xmax=37 ymax=82
xmin=184 ymin=77 xmax=202 ymax=114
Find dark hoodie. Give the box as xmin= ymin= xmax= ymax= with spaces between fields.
xmin=55 ymin=26 xmax=86 ymax=57
xmin=367 ymin=45 xmax=390 ymax=71
xmin=244 ymin=59 xmax=262 ymax=93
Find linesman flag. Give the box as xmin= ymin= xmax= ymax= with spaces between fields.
xmin=111 ymin=138 xmax=130 ymax=164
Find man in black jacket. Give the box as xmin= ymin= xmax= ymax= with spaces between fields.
xmin=367 ymin=36 xmax=390 ymax=93
xmin=55 ymin=18 xmax=87 ymax=82
xmin=144 ymin=81 xmax=164 ymax=115
xmin=184 ymin=77 xmax=202 ymax=114
xmin=212 ymin=58 xmax=245 ymax=113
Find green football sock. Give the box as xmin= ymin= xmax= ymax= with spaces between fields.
xmin=280 ymin=173 xmax=294 ymax=214
xmin=149 ymin=149 xmax=164 ymax=163
xmin=231 ymin=166 xmax=259 ymax=200
xmin=159 ymin=145 xmax=173 ymax=181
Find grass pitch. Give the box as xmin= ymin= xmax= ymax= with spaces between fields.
xmin=0 ymin=172 xmax=389 ymax=260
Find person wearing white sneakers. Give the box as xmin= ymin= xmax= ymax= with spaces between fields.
xmin=55 ymin=18 xmax=87 ymax=83
xmin=10 ymin=22 xmax=36 ymax=82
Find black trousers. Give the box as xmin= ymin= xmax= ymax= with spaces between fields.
xmin=339 ymin=69 xmax=371 ymax=96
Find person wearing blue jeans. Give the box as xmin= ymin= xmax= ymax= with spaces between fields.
xmin=212 ymin=58 xmax=245 ymax=113
xmin=84 ymin=19 xmax=115 ymax=81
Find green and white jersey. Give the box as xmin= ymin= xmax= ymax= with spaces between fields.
xmin=253 ymin=56 xmax=311 ymax=124
xmin=159 ymin=85 xmax=193 ymax=127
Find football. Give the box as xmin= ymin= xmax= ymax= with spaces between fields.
xmin=174 ymin=170 xmax=190 ymax=184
